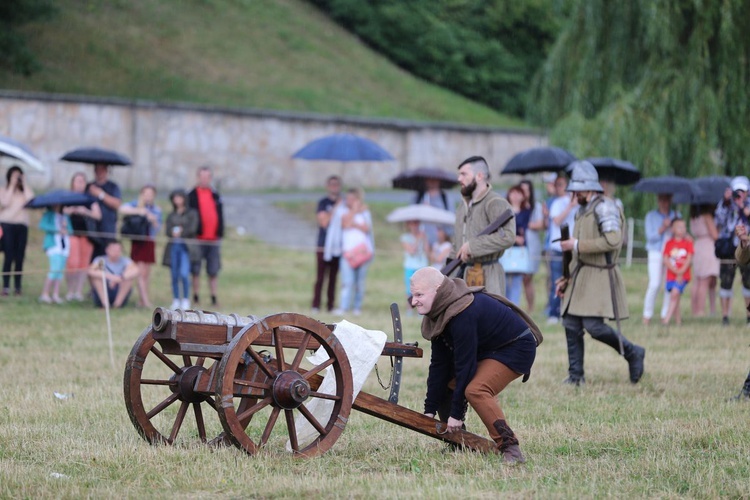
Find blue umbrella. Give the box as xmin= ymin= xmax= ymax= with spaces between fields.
xmin=60 ymin=147 xmax=132 ymax=166
xmin=26 ymin=190 xmax=97 ymax=209
xmin=501 ymin=146 xmax=577 ymax=175
xmin=292 ymin=133 xmax=394 ymax=162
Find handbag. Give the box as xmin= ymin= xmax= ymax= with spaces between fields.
xmin=499 ymin=245 xmax=534 ymax=274
xmin=343 ymin=242 xmax=373 ymax=268
xmin=120 ymin=215 xmax=150 ymax=238
xmin=714 ymin=237 xmax=736 ymax=260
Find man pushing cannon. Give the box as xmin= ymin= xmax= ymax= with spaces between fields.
xmin=410 ymin=267 xmax=542 ymax=464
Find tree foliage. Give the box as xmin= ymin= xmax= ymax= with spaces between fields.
xmin=308 ymin=0 xmax=567 ymax=117
xmin=0 ymin=0 xmax=57 ymax=75
xmin=528 ymin=0 xmax=750 ymax=184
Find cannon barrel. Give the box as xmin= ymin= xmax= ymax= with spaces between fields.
xmin=152 ymin=307 xmax=259 ymax=333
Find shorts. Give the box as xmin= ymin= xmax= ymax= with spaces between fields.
xmin=665 ymin=280 xmax=689 ymax=294
xmin=191 ymin=242 xmax=221 ymax=277
xmin=66 ymin=236 xmax=93 ymax=272
xmin=47 ymin=253 xmax=68 ymax=280
xmin=719 ymin=261 xmax=750 ymax=291
xmin=92 ymin=284 xmax=131 ymax=308
xmin=131 ymin=239 xmax=156 ymax=264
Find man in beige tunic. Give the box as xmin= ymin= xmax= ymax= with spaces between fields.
xmin=555 ymin=161 xmax=645 ymax=385
xmin=452 ymin=156 xmax=515 ymax=296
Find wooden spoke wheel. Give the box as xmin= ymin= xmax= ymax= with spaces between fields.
xmin=215 ymin=313 xmax=353 ymax=457
xmin=124 ymin=327 xmax=226 ymax=445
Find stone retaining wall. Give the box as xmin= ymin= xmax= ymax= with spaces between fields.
xmin=0 ymin=91 xmax=546 ymax=191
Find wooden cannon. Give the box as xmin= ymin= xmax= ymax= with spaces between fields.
xmin=124 ymin=306 xmax=497 ymax=457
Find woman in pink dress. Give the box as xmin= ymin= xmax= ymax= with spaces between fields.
xmin=690 ymin=204 xmax=720 ymax=316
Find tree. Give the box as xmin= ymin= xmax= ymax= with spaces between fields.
xmin=528 ymin=0 xmax=750 ymax=185
xmin=308 ymin=0 xmax=567 ymax=117
xmin=0 ymin=0 xmax=57 ymax=75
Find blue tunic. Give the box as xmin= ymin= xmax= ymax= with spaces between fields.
xmin=424 ymin=293 xmax=536 ymax=419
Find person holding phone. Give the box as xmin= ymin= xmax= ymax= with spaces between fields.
xmin=0 ymin=166 xmax=34 ymax=296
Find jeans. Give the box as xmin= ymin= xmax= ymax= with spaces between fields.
xmin=547 ymin=250 xmax=563 ymax=318
xmin=505 ymin=273 xmax=523 ymax=306
xmin=339 ymin=257 xmax=371 ymax=312
xmin=170 ymin=243 xmax=191 ymax=300
xmin=643 ymin=250 xmax=669 ymax=319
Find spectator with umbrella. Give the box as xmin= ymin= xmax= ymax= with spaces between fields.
xmin=519 ymin=179 xmax=545 ymax=311
xmin=38 ymin=203 xmax=74 ymax=304
xmin=25 ymin=188 xmax=97 ymax=303
xmin=61 ymin=147 xmax=131 ymax=260
xmin=0 ymin=166 xmax=34 ymax=296
xmin=392 ymin=167 xmax=457 ymax=247
xmin=714 ymin=176 xmax=750 ymax=326
xmin=63 ymin=172 xmax=102 ymax=301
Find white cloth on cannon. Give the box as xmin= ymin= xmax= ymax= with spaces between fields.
xmin=286 ymin=320 xmax=387 ymax=451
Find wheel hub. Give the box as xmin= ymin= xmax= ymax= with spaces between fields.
xmin=170 ymin=365 xmax=209 ymax=403
xmin=271 ymin=371 xmax=311 ymax=409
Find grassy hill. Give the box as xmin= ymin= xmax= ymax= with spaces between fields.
xmin=2 ymin=0 xmax=525 ymax=127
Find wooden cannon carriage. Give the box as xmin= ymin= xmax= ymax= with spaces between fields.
xmin=124 ymin=307 xmax=497 ymax=457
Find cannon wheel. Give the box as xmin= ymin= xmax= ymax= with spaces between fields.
xmin=215 ymin=313 xmax=353 ymax=457
xmin=124 ymin=327 xmax=228 ymax=445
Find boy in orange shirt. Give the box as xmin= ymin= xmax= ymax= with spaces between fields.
xmin=662 ymin=218 xmax=694 ymax=325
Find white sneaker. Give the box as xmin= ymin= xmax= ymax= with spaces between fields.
xmin=331 ymin=308 xmax=344 ymax=316
xmin=180 ymin=298 xmax=191 ymax=311
xmin=170 ymin=299 xmax=181 ymax=310
xmin=352 ymin=309 xmax=362 ymax=316
xmin=546 ymin=317 xmax=559 ymax=325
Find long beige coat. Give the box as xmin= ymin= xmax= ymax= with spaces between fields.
xmin=561 ymin=195 xmax=629 ymax=319
xmin=452 ymin=186 xmax=516 ymax=296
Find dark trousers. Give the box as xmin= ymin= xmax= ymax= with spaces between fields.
xmin=312 ymin=250 xmax=340 ymax=311
xmin=562 ymin=314 xmax=636 ymax=379
xmin=1 ymin=223 xmax=28 ymax=291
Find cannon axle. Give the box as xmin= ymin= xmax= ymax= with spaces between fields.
xmin=271 ymin=371 xmax=311 ymax=409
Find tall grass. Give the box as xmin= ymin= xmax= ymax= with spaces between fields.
xmin=1 ymin=201 xmax=748 ymax=497
xmin=1 ymin=0 xmax=524 ymax=127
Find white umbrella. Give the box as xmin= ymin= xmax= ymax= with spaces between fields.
xmin=386 ymin=204 xmax=456 ymax=225
xmin=0 ymin=136 xmax=46 ymax=173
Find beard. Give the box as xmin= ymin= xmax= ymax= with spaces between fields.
xmin=576 ymin=192 xmax=589 ymax=206
xmin=461 ymin=179 xmax=478 ymax=197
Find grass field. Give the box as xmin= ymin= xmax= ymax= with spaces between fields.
xmin=1 ymin=201 xmax=749 ymax=498
xmin=2 ymin=0 xmax=523 ymax=127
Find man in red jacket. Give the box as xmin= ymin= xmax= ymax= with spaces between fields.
xmin=187 ymin=166 xmax=224 ymax=307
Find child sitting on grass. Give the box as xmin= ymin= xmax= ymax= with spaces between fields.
xmin=39 ymin=205 xmax=73 ymax=304
xmin=662 ymin=217 xmax=693 ymax=325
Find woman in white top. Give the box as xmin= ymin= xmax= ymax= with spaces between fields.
xmin=0 ymin=166 xmax=34 ymax=296
xmin=335 ymin=188 xmax=374 ymax=315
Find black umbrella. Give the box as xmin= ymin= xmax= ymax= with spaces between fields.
xmin=60 ymin=147 xmax=132 ymax=166
xmin=501 ymin=146 xmax=577 ymax=175
xmin=632 ymin=176 xmax=693 ymax=196
xmin=673 ymin=176 xmax=731 ymax=205
xmin=578 ymin=157 xmax=641 ymax=185
xmin=392 ymin=167 xmax=458 ymax=191
xmin=25 ymin=189 xmax=97 ymax=209
xmin=292 ymin=133 xmax=394 ymax=162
